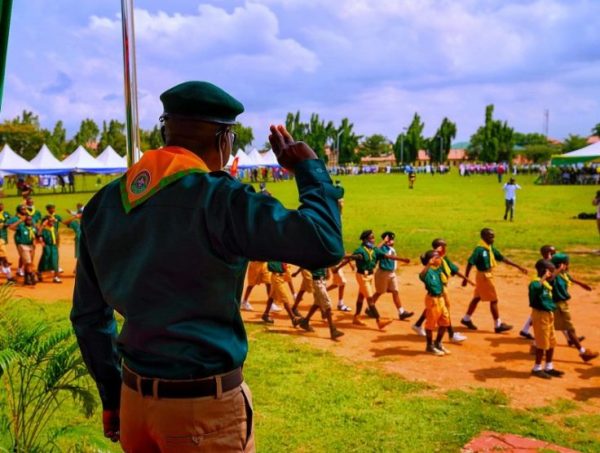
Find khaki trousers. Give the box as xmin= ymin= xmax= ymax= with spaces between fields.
xmin=120 ymin=381 xmax=255 ymax=452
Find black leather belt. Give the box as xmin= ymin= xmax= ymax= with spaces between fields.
xmin=122 ymin=366 xmax=243 ymax=398
xmin=357 ymin=270 xmax=373 ymax=276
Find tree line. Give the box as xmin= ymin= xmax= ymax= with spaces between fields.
xmin=0 ymin=107 xmax=598 ymax=164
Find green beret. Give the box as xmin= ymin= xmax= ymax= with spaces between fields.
xmin=551 ymin=253 xmax=569 ymax=265
xmin=160 ymin=81 xmax=244 ymax=125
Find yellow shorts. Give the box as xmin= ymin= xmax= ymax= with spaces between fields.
xmin=442 ymin=288 xmax=451 ymax=310
xmin=374 ymin=270 xmax=398 ymax=294
xmin=473 ymin=271 xmax=498 ymax=301
xmin=356 ymin=273 xmax=374 ymax=298
xmin=531 ymin=309 xmax=556 ymax=351
xmin=553 ymin=301 xmax=574 ymax=331
xmin=312 ymin=278 xmax=332 ymax=311
xmin=424 ymin=294 xmax=450 ymax=330
xmin=270 ymin=273 xmax=291 ymax=305
xmin=332 ymin=268 xmax=346 ymax=286
xmin=0 ymin=238 xmax=6 ymax=258
xmin=300 ymin=269 xmax=313 ymax=293
xmin=247 ymin=262 xmax=271 ymax=286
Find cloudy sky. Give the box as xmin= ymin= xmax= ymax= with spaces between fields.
xmin=2 ymin=0 xmax=599 ymax=144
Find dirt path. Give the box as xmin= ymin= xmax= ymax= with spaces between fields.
xmin=7 ymin=240 xmax=600 ymax=409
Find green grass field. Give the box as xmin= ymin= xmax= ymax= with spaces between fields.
xmin=1 ymin=170 xmax=598 ymax=451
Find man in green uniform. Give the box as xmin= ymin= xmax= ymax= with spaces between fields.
xmin=71 ymin=81 xmax=343 ymax=452
xmin=37 ymin=218 xmax=61 ymax=283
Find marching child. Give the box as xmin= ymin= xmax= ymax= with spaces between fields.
xmin=371 ymin=231 xmax=413 ymax=320
xmin=460 ymin=228 xmax=528 ymax=333
xmin=413 ymin=238 xmax=473 ymax=342
xmin=529 ymin=259 xmax=563 ymax=379
xmin=261 ymin=261 xmax=302 ymax=327
xmin=298 ymin=267 xmax=344 ymax=340
xmin=550 ymin=253 xmax=597 ymax=362
xmin=37 ymin=218 xmax=61 ymax=283
xmin=241 ymin=261 xmax=272 ymax=311
xmin=327 ymin=258 xmax=354 ymax=312
xmin=291 ymin=268 xmax=314 ymax=316
xmin=419 ymin=250 xmax=451 ymax=355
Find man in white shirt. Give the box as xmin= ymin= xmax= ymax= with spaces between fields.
xmin=503 ymin=178 xmax=521 ymax=221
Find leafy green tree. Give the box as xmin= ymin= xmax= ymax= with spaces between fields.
xmin=428 ymin=117 xmax=457 ymax=163
xmin=97 ymin=120 xmax=126 ymax=156
xmin=232 ymin=123 xmax=254 ymax=151
xmin=513 ymin=132 xmax=547 ymax=147
xmin=392 ymin=133 xmax=406 ymax=164
xmin=0 ymin=110 xmax=46 ymax=160
xmin=140 ymin=125 xmax=163 ymax=151
xmin=591 ymin=123 xmax=600 ymax=137
xmin=404 ymin=113 xmax=425 ymax=163
xmin=562 ymin=134 xmax=587 ymax=152
xmin=519 ymin=144 xmax=560 ymax=163
xmin=0 ymin=289 xmax=97 ymax=452
xmin=70 ymin=119 xmax=99 ymax=153
xmin=284 ymin=112 xmax=334 ymax=160
xmin=468 ymin=105 xmax=514 ymax=162
xmin=335 ymin=118 xmax=361 ymax=165
xmin=360 ymin=134 xmax=391 ymax=157
xmin=45 ymin=121 xmax=68 ymax=158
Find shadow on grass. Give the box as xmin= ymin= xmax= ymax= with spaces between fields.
xmin=471 ymin=366 xmax=531 ymax=382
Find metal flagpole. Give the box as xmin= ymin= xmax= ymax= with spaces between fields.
xmin=120 ymin=0 xmax=141 ymax=166
xmin=0 ymin=0 xmax=14 ymax=110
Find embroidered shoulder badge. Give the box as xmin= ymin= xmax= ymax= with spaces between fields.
xmin=130 ymin=170 xmax=151 ymax=195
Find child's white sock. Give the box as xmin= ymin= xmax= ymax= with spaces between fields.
xmin=532 ymin=364 xmax=542 ymax=371
xmin=495 ymin=318 xmax=502 ymax=328
xmin=544 ymin=362 xmax=554 ymax=371
xmin=521 ymin=317 xmax=531 ymax=332
xmin=398 ymin=307 xmax=405 ymax=315
xmin=463 ymin=314 xmax=471 ymax=322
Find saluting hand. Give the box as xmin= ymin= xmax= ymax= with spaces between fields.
xmin=269 ymin=125 xmax=317 ymax=172
xmin=102 ymin=409 xmax=120 ymax=442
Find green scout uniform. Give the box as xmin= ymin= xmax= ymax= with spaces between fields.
xmin=468 ymin=245 xmax=504 ymax=271
xmin=69 ymin=220 xmax=81 ymax=258
xmin=353 ymin=245 xmax=385 ymax=274
xmin=378 ymin=244 xmax=396 ymax=272
xmin=552 ymin=273 xmax=571 ymax=303
xmin=528 ymin=280 xmax=555 ymax=312
xmin=38 ymin=228 xmax=59 ymax=272
xmin=419 ymin=267 xmax=444 ymax=296
xmin=0 ymin=210 xmax=11 ymax=243
xmin=14 ymin=223 xmax=36 ymax=246
xmin=71 ymin=156 xmax=343 ymax=410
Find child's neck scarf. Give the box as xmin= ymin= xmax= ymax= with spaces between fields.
xmin=479 ymin=240 xmax=497 ymax=268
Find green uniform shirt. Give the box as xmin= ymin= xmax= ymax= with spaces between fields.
xmin=267 ymin=261 xmax=286 ymax=274
xmin=71 ymin=158 xmax=343 ymax=410
xmin=0 ymin=211 xmax=11 ymax=242
xmin=529 ymin=280 xmax=555 ymax=311
xmin=353 ymin=245 xmax=384 ymax=273
xmin=378 ymin=244 xmax=396 ymax=272
xmin=14 ymin=223 xmax=36 ymax=245
xmin=552 ymin=273 xmax=571 ymax=302
xmin=419 ymin=267 xmax=444 ymax=296
xmin=468 ymin=245 xmax=504 ymax=272
xmin=38 ymin=228 xmax=59 ymax=272
xmin=44 ymin=214 xmax=63 ymax=234
xmin=311 ymin=268 xmax=327 ymax=279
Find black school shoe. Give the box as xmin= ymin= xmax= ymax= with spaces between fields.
xmin=544 ymin=369 xmax=565 ymax=378
xmin=531 ymin=370 xmax=552 ymax=379
xmin=461 ymin=319 xmax=478 ymax=330
xmin=399 ymin=311 xmax=414 ymax=321
xmin=365 ymin=306 xmax=377 ymax=318
xmin=519 ymin=330 xmax=534 ymax=340
xmin=261 ymin=314 xmax=274 ymax=324
xmin=495 ymin=323 xmax=513 ymax=333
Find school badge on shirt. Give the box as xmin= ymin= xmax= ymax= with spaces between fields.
xmin=131 ymin=170 xmax=151 ymax=195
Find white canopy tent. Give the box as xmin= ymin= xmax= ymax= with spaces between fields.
xmin=0 ymin=144 xmax=35 ymax=173
xmin=260 ymin=149 xmax=279 ymax=167
xmin=551 ymin=141 xmax=600 ymax=165
xmin=61 ymin=146 xmax=101 ymax=172
xmin=95 ymin=146 xmax=127 ymax=172
xmin=29 ymin=144 xmax=68 ymax=174
xmin=234 ymin=149 xmax=256 ymax=169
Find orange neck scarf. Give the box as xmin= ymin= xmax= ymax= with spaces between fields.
xmin=120 ymin=146 xmax=210 ymax=213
